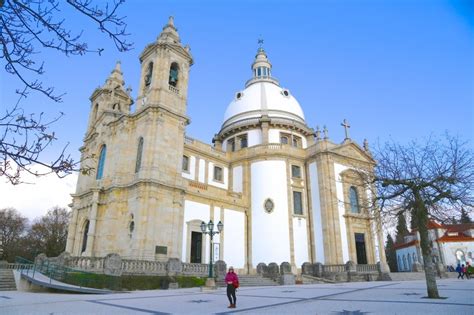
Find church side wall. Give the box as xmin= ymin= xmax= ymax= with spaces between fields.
xmin=198 ymin=159 xmax=205 ymax=183
xmin=223 ymin=209 xmax=246 ymax=269
xmin=248 ymin=129 xmax=262 ymax=147
xmin=232 ymin=166 xmax=243 ymax=193
xmin=251 ymin=160 xmax=290 ymax=265
xmin=334 ymin=163 xmax=350 ymax=263
xmin=308 ymin=162 xmax=326 ymax=263
xmin=292 ymin=218 xmax=309 ymax=266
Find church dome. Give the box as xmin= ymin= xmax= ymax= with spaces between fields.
xmin=221 ymin=48 xmax=305 ymax=129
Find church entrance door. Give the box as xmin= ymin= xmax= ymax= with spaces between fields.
xmin=355 ymin=233 xmax=367 ymax=264
xmin=190 ymin=231 xmax=202 ymax=263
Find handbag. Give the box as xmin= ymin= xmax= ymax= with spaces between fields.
xmin=233 ymin=280 xmax=239 ymax=288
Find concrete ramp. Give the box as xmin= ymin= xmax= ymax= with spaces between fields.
xmin=16 ymin=270 xmax=115 ymax=294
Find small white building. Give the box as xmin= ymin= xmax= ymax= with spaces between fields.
xmin=395 ymin=221 xmax=474 ymax=271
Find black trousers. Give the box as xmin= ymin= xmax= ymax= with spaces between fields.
xmin=227 ymin=284 xmax=236 ymax=305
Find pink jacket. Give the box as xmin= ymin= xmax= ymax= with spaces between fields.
xmin=225 ymin=272 xmax=239 ymax=283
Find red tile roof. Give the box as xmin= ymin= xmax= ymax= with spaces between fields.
xmin=444 ymin=223 xmax=474 ymax=233
xmin=394 ymin=239 xmax=418 ymax=249
xmin=437 ymin=234 xmax=474 ymax=243
xmin=427 ymin=220 xmax=444 ymax=229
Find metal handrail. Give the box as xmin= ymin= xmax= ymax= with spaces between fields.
xmin=15 ymin=256 xmax=119 ymax=290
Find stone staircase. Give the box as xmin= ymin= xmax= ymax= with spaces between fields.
xmin=216 ymin=275 xmax=279 ymax=287
xmin=301 ymin=274 xmax=336 ymax=284
xmin=0 ymin=269 xmax=17 ymax=291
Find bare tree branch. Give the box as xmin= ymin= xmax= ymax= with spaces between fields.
xmin=0 ymin=0 xmax=131 ymax=184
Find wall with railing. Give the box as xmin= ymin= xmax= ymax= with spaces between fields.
xmin=30 ymin=253 xmax=210 ymax=278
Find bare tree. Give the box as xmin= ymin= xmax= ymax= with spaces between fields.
xmin=0 ymin=207 xmax=28 ymax=262
xmin=0 ymin=0 xmax=132 ymax=184
xmin=28 ymin=207 xmax=70 ymax=257
xmin=371 ymin=134 xmax=474 ymax=298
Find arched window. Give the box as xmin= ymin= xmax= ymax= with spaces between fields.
xmin=81 ymin=220 xmax=90 ymax=253
xmin=407 ymin=253 xmax=412 ymax=271
xmin=349 ymin=186 xmax=360 ymax=213
xmin=169 ymin=62 xmax=179 ymax=87
xmin=92 ymin=103 xmax=99 ymax=120
xmin=403 ymin=255 xmax=407 ymax=271
xmin=397 ymin=256 xmax=402 ymax=271
xmin=96 ymin=145 xmax=107 ymax=179
xmin=145 ymin=62 xmax=153 ymax=86
xmin=412 ymin=253 xmax=417 ymax=264
xmin=135 ymin=137 xmax=144 ymax=173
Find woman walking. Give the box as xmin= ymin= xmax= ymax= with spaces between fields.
xmin=225 ymin=266 xmax=239 ymax=308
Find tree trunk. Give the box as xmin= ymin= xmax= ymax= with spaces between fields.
xmin=415 ymin=195 xmax=440 ymax=298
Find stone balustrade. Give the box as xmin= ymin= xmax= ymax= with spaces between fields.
xmin=356 ymin=264 xmax=378 ymax=272
xmin=301 ymin=261 xmax=390 ymax=282
xmin=182 ymin=263 xmax=208 ymax=276
xmin=322 ymin=264 xmax=346 ymax=273
xmin=67 ymin=256 xmax=105 ymax=272
xmin=34 ymin=253 xmax=210 ymax=278
xmin=121 ymin=259 xmax=167 ymax=275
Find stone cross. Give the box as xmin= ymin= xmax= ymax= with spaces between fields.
xmin=341 ymin=119 xmax=350 ymax=140
xmin=315 ymin=126 xmax=321 ymax=140
xmin=323 ymin=126 xmax=329 ymax=139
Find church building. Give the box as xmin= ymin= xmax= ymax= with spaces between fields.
xmin=66 ymin=17 xmax=388 ymax=273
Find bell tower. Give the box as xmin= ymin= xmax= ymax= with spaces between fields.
xmin=136 ymin=16 xmax=193 ymax=116
xmin=86 ymin=61 xmax=132 ymax=131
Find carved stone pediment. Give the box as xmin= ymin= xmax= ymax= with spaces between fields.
xmin=329 ymin=141 xmax=375 ymax=164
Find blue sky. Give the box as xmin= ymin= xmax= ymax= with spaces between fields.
xmin=2 ymin=0 xmax=473 ymax=156
xmin=1 ymin=0 xmax=473 ymax=209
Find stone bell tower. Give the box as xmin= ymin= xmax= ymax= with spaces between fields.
xmin=86 ymin=61 xmax=132 ymax=131
xmin=136 ymin=16 xmax=193 ymax=116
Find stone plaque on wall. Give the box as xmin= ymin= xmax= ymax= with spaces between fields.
xmin=155 ymin=246 xmax=168 ymax=255
xmin=104 ymin=253 xmax=122 ymax=276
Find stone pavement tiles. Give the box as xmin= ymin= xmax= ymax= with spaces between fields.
xmin=0 ymin=279 xmax=473 ymax=314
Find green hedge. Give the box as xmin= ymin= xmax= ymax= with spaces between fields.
xmin=62 ymin=273 xmax=206 ymax=291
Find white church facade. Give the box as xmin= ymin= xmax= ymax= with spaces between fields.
xmin=66 ymin=17 xmax=388 ymax=273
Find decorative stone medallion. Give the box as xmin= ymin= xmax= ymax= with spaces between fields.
xmin=264 ymin=198 xmax=274 ymax=213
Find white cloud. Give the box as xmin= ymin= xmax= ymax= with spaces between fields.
xmin=0 ymin=167 xmax=78 ymax=221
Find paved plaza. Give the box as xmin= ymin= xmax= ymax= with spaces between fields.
xmin=1 ymin=278 xmax=473 ymax=315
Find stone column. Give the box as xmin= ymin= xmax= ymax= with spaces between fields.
xmin=65 ymin=206 xmax=79 ymax=253
xmin=260 ymin=115 xmax=270 ymax=144
xmin=85 ymin=189 xmax=100 ymax=257
xmin=376 ymin=214 xmax=390 ymax=272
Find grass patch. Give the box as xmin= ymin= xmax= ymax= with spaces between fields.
xmin=62 ymin=272 xmax=206 ymax=291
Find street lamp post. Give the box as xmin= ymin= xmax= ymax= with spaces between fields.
xmin=200 ymin=220 xmax=223 ymax=289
